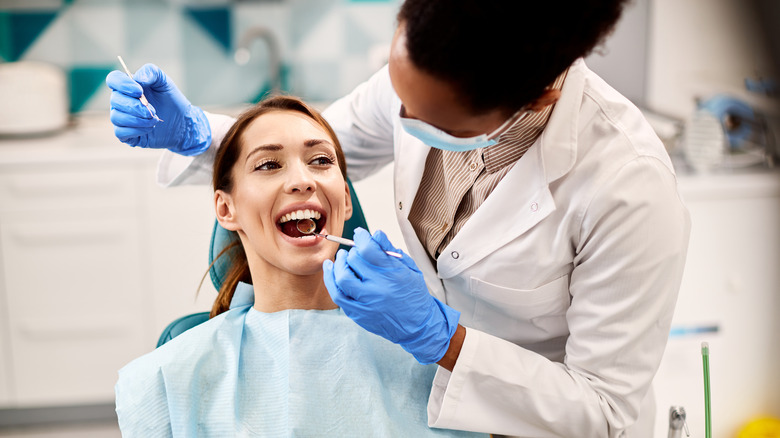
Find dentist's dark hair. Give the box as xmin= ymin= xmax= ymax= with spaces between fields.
xmin=396 ymin=0 xmax=629 ymax=114
xmin=209 ymin=95 xmax=347 ymax=317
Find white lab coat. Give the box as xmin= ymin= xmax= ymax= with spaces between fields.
xmin=157 ymin=59 xmax=690 ymax=438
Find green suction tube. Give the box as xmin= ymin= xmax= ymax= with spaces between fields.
xmin=702 ymin=342 xmax=712 ymax=438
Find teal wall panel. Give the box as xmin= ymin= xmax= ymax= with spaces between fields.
xmin=0 ymin=0 xmax=400 ymax=113
xmin=69 ymin=66 xmax=114 ymax=112
xmin=184 ymin=7 xmax=231 ymax=53
xmin=0 ymin=11 xmax=58 ymax=62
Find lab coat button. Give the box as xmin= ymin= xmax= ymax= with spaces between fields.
xmin=530 ymin=202 xmax=539 ymax=212
xmin=398 ymin=201 xmax=403 ymax=210
xmin=451 ymin=251 xmax=460 ymax=260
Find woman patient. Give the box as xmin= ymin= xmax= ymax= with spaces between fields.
xmin=115 ymin=96 xmax=486 ymax=437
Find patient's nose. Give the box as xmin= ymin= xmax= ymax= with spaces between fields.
xmin=285 ymin=163 xmax=315 ymax=193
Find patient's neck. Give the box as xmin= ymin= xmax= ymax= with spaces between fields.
xmin=249 ymin=268 xmax=337 ymax=313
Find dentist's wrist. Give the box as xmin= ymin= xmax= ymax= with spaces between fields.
xmin=436 ymin=324 xmax=465 ymax=371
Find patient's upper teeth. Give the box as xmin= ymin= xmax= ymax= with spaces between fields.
xmin=280 ymin=209 xmax=322 ymax=223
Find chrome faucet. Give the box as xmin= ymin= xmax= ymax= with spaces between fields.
xmin=668 ymin=406 xmax=689 ymax=438
xmin=234 ymin=26 xmax=282 ymax=96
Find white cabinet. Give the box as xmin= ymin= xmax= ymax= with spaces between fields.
xmin=653 ymin=170 xmax=780 ymax=437
xmin=0 ymin=116 xmax=215 ymax=408
xmin=0 ymin=164 xmax=149 ymax=405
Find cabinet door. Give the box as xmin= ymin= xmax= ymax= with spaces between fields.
xmin=0 ymin=214 xmax=150 ymax=406
xmin=142 ymin=170 xmax=216 ymax=340
xmin=0 ymin=161 xmax=154 ymax=407
xmin=0 ymin=262 xmax=11 ymax=405
xmin=0 ymin=211 xmax=148 ymax=405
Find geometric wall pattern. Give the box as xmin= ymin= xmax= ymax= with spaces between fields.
xmin=0 ymin=0 xmax=399 ymax=113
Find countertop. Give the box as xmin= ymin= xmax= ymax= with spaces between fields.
xmin=2 ymin=110 xmax=779 ymax=197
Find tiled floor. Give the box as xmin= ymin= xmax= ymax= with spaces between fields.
xmin=0 ymin=422 xmax=120 ymax=438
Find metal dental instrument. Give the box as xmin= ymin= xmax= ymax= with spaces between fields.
xmin=117 ymin=55 xmax=163 ymax=122
xmin=296 ymin=219 xmax=403 ymax=258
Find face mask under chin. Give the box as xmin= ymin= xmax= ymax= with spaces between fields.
xmin=398 ymin=106 xmax=530 ymax=152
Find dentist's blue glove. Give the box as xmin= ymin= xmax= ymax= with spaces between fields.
xmin=323 ymin=228 xmax=460 ymax=365
xmin=106 ymin=64 xmax=211 ymax=156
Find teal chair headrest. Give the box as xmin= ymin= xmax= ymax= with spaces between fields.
xmin=208 ymin=178 xmax=368 ymax=291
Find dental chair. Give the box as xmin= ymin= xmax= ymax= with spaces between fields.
xmin=157 ymin=179 xmax=369 ymax=348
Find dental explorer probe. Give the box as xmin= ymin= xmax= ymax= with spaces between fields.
xmin=296 ymin=219 xmax=403 ymax=258
xmin=117 ymin=55 xmax=163 ymax=122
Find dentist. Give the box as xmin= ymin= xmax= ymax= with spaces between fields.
xmin=106 ymin=1 xmax=690 ymax=436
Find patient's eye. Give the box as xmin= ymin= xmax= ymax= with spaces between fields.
xmin=310 ymin=154 xmax=335 ymax=166
xmin=254 ymin=159 xmax=281 ymax=171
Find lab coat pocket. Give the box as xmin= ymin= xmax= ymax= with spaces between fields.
xmin=469 ymin=275 xmax=570 ymax=345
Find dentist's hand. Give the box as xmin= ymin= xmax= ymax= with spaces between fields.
xmin=323 ymin=228 xmax=460 ymax=365
xmin=106 ymin=64 xmax=211 ymax=156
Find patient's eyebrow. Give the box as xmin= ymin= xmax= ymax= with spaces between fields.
xmin=244 ymin=139 xmax=333 ymax=162
xmin=304 ymin=139 xmax=332 ymax=147
xmin=245 ymin=144 xmax=283 ymax=162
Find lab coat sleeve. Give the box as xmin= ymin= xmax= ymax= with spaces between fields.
xmin=428 ymin=157 xmax=691 ymax=437
xmin=156 ymin=111 xmax=236 ymax=187
xmin=322 ymin=65 xmax=397 ymax=182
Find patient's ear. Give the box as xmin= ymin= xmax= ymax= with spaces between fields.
xmin=215 ymin=190 xmax=240 ymax=231
xmin=344 ymin=181 xmax=353 ymax=221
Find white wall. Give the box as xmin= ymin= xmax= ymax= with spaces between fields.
xmin=646 ymin=0 xmax=777 ymax=119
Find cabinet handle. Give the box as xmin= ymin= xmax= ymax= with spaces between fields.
xmin=10 ymin=229 xmax=121 ymax=246
xmin=17 ymin=319 xmax=130 ymax=341
xmin=5 ymin=178 xmax=126 ymax=199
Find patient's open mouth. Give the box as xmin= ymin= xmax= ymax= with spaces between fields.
xmin=278 ymin=210 xmax=324 ymax=238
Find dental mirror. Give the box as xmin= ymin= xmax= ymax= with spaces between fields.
xmin=294 ymin=218 xmax=402 ymax=258
xmin=296 ymin=218 xmax=316 ymax=234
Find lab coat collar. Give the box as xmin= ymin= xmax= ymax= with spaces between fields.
xmin=435 ymin=59 xmax=587 ymax=279
xmin=538 ymin=57 xmax=584 ymax=185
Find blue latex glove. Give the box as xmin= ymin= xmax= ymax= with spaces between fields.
xmin=106 ymin=64 xmax=211 ymax=156
xmin=323 ymin=228 xmax=460 ymax=365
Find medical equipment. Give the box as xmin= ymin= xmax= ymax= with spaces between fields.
xmin=702 ymin=342 xmax=712 ymax=438
xmin=116 ymin=56 xmax=162 ymax=122
xmin=296 ymin=218 xmax=402 ymax=258
xmin=668 ymin=406 xmax=689 ymax=438
xmin=669 ymin=324 xmax=719 ymax=338
xmin=683 ymin=94 xmax=778 ymax=171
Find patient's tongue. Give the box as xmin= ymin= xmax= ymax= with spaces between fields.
xmin=281 ymin=221 xmax=305 ymax=238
